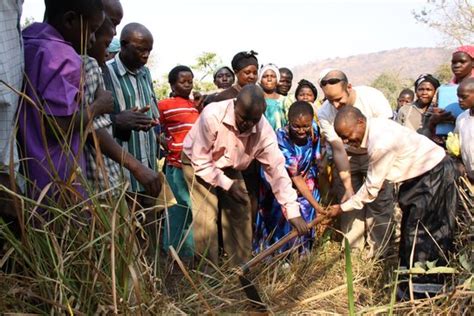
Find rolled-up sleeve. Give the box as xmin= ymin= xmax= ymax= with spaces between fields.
xmin=341 ymin=148 xmax=394 ymax=212
xmin=257 ymin=131 xmax=300 ymax=219
xmin=184 ymin=112 xmax=233 ymax=191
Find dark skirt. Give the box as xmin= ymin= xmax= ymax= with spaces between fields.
xmin=397 ymin=156 xmax=458 ymax=298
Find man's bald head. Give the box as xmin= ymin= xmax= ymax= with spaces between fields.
xmin=120 ymin=23 xmax=153 ymax=43
xmin=119 ymin=23 xmax=154 ymax=71
xmin=319 ymin=69 xmax=348 ymax=88
xmin=234 ymin=84 xmax=266 ymax=133
xmin=102 ymin=0 xmax=123 ymax=30
xmin=457 ymin=77 xmax=474 ymax=111
xmin=319 ymin=69 xmax=354 ymax=109
xmin=334 ymin=106 xmax=367 ymax=148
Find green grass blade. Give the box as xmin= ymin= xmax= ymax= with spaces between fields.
xmin=344 ymin=237 xmax=355 ymax=316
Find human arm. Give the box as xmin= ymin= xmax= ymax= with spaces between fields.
xmin=95 ymin=128 xmax=162 ymax=197
xmin=49 ymin=87 xmax=114 ymax=135
xmin=330 ymin=139 xmax=354 ymax=201
xmin=291 ymin=175 xmax=324 ymax=213
xmin=317 ymin=107 xmax=354 ymax=201
xmin=340 ymin=148 xmax=395 ymax=212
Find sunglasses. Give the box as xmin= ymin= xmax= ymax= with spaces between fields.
xmin=320 ymin=77 xmax=347 ymax=87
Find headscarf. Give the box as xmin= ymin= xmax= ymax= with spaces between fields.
xmin=231 ymin=50 xmax=258 ymax=73
xmin=454 ymin=45 xmax=474 ymax=59
xmin=295 ymin=79 xmax=318 ymax=100
xmin=451 ymin=45 xmax=474 ymax=84
xmin=107 ymin=37 xmax=120 ymax=53
xmin=414 ymin=73 xmax=440 ymax=90
xmin=258 ymin=63 xmax=280 ymax=83
xmin=213 ymin=65 xmax=234 ymax=80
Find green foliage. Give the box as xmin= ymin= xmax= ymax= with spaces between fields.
xmin=434 ymin=63 xmax=453 ymax=84
xmin=370 ymin=72 xmax=412 ymax=109
xmin=344 ymin=238 xmax=355 ymax=316
xmin=21 ymin=17 xmax=35 ymax=30
xmin=154 ymin=79 xmax=171 ymax=101
xmin=192 ymin=52 xmax=222 ymax=82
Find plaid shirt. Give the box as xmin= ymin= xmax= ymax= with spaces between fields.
xmin=83 ymin=56 xmax=123 ymax=196
xmin=0 ymin=0 xmax=23 ymax=172
xmin=105 ymin=54 xmax=158 ymax=192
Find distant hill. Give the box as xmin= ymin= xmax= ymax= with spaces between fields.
xmin=292 ymin=47 xmax=452 ymax=87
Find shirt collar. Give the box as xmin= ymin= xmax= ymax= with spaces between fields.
xmin=360 ymin=119 xmax=369 ymax=149
xmin=222 ymin=100 xmax=258 ymax=135
xmin=23 ymin=22 xmax=72 ymax=47
xmin=115 ymin=53 xmax=146 ymax=78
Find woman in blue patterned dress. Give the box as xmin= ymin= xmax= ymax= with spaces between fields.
xmin=254 ymin=101 xmax=322 ymax=254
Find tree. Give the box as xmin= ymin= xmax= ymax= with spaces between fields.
xmin=192 ymin=52 xmax=221 ymax=82
xmin=413 ymin=0 xmax=474 ymax=45
xmin=371 ymin=72 xmax=412 ymax=109
xmin=434 ymin=63 xmax=453 ymax=84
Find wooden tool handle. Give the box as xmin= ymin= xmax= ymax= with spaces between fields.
xmin=239 ymin=215 xmax=326 ymax=274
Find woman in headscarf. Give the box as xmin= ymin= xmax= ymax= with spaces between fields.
xmin=213 ymin=65 xmax=235 ymax=90
xmin=397 ymin=73 xmax=440 ymax=132
xmin=295 ymin=79 xmax=322 ymax=115
xmin=259 ymin=63 xmax=286 ymax=130
xmin=451 ymin=45 xmax=474 ymax=84
xmin=203 ymin=50 xmax=258 ymax=105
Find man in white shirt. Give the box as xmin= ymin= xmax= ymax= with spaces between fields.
xmin=317 ymin=69 xmax=395 ymax=256
xmin=326 ymin=106 xmax=457 ymax=298
xmin=454 ymin=78 xmax=474 ymax=184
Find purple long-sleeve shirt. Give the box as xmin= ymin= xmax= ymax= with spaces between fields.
xmin=18 ymin=23 xmax=86 ymax=200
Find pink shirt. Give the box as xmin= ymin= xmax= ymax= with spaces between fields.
xmin=183 ymin=99 xmax=301 ymax=219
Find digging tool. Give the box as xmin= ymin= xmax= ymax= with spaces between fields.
xmin=235 ymin=214 xmax=328 ymax=312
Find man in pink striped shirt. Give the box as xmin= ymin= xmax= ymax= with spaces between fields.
xmin=182 ymin=84 xmax=307 ymax=265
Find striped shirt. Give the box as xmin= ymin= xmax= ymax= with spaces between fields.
xmin=105 ymin=54 xmax=158 ymax=192
xmin=83 ymin=56 xmax=122 ymax=197
xmin=158 ymin=97 xmax=199 ymax=167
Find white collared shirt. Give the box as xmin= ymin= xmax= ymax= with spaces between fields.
xmin=318 ymin=86 xmax=393 ymax=143
xmin=455 ymin=110 xmax=474 ymax=173
xmin=341 ymin=118 xmax=446 ymax=212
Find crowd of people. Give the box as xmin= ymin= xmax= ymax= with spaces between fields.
xmin=1 ymin=0 xmax=473 ymax=301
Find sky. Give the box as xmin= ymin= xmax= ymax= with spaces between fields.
xmin=21 ymin=0 xmax=443 ymax=80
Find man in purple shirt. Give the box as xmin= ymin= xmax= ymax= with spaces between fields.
xmin=18 ymin=0 xmax=112 ymax=205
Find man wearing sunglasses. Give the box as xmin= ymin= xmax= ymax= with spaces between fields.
xmin=317 ymin=69 xmax=394 ymax=258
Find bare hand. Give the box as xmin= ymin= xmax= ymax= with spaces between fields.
xmin=227 ymin=181 xmax=248 ymax=204
xmin=114 ymin=106 xmax=154 ymax=131
xmin=289 ymin=216 xmax=309 ymax=236
xmin=132 ymin=165 xmax=162 ymax=198
xmin=193 ymin=91 xmax=205 ymax=113
xmin=93 ymin=88 xmax=114 ymax=116
xmin=428 ymin=108 xmax=456 ymax=127
xmin=326 ymin=204 xmax=343 ymax=218
xmin=341 ymin=188 xmax=354 ymax=203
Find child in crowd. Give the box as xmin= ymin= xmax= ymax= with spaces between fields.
xmin=453 ymin=78 xmax=474 ymax=184
xmin=18 ymin=0 xmax=111 ymax=204
xmin=158 ymin=65 xmax=200 ymax=259
xmin=395 ymin=88 xmax=414 ymax=113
